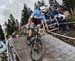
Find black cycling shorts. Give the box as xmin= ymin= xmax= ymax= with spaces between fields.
xmin=32 ymin=18 xmax=41 ymax=25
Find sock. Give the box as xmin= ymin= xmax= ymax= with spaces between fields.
xmin=27 ymin=36 xmax=31 ymax=40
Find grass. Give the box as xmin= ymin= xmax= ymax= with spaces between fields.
xmin=52 ymin=15 xmax=75 ymax=47
xmin=52 ymin=25 xmax=75 ymax=47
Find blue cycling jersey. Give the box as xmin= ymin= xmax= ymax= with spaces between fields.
xmin=31 ymin=8 xmax=46 ymax=22
xmin=31 ymin=8 xmax=40 ymax=17
xmin=39 ymin=15 xmax=46 ymax=22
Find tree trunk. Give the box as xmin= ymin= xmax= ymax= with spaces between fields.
xmin=73 ymin=8 xmax=75 ymax=15
xmin=70 ymin=8 xmax=74 ymax=15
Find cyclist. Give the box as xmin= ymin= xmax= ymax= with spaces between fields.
xmin=26 ymin=5 xmax=49 ymax=45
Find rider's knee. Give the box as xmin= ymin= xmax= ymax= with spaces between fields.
xmin=29 ymin=29 xmax=33 ymax=33
xmin=28 ymin=25 xmax=34 ymax=31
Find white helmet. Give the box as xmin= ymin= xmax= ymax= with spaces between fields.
xmin=40 ymin=6 xmax=46 ymax=12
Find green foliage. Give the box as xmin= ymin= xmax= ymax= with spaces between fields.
xmin=63 ymin=0 xmax=75 ymax=15
xmin=41 ymin=0 xmax=45 ymax=6
xmin=0 ymin=24 xmax=5 ymax=40
xmin=5 ymin=14 xmax=19 ymax=38
xmin=4 ymin=3 xmax=32 ymax=38
xmin=21 ymin=4 xmax=28 ymax=26
xmin=66 ymin=15 xmax=75 ymax=22
xmin=49 ymin=0 xmax=60 ymax=9
xmin=20 ymin=3 xmax=32 ymax=26
xmin=49 ymin=0 xmax=54 ymax=7
xmin=34 ymin=0 xmax=45 ymax=8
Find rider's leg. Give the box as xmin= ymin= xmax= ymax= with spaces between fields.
xmin=26 ymin=23 xmax=34 ymax=45
xmin=29 ymin=22 xmax=34 ymax=36
xmin=28 ymin=29 xmax=33 ymax=37
xmin=27 ymin=29 xmax=33 ymax=41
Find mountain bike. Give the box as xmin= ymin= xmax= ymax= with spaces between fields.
xmin=30 ymin=26 xmax=45 ymax=61
xmin=25 ymin=24 xmax=45 ymax=61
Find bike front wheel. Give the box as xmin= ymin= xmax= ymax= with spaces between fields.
xmin=30 ymin=38 xmax=45 ymax=61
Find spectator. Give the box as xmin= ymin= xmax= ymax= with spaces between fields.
xmin=55 ymin=8 xmax=69 ymax=33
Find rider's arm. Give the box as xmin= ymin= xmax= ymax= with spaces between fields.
xmin=28 ymin=9 xmax=38 ymax=24
xmin=28 ymin=16 xmax=32 ymax=24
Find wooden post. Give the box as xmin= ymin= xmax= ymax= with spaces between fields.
xmin=0 ymin=57 xmax=2 ymax=61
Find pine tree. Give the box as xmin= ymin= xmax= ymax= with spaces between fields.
xmin=41 ymin=0 xmax=45 ymax=6
xmin=9 ymin=14 xmax=17 ymax=32
xmin=4 ymin=14 xmax=18 ymax=38
xmin=49 ymin=0 xmax=60 ymax=9
xmin=20 ymin=4 xmax=29 ymax=26
xmin=6 ymin=19 xmax=13 ymax=37
xmin=9 ymin=14 xmax=16 ymax=26
xmin=34 ymin=2 xmax=37 ymax=9
xmin=27 ymin=8 xmax=32 ymax=16
xmin=4 ymin=21 xmax=7 ymax=26
xmin=4 ymin=21 xmax=8 ymax=38
xmin=49 ymin=0 xmax=54 ymax=7
xmin=63 ymin=0 xmax=75 ymax=15
xmin=0 ymin=24 xmax=5 ymax=41
xmin=15 ymin=19 xmax=19 ymax=31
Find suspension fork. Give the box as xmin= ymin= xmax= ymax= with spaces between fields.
xmin=42 ymin=23 xmax=45 ymax=31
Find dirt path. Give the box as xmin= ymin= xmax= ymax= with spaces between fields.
xmin=12 ymin=33 xmax=75 ymax=61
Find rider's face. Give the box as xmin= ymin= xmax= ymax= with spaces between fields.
xmin=40 ymin=10 xmax=45 ymax=15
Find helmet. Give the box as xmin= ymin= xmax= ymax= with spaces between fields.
xmin=40 ymin=6 xmax=46 ymax=12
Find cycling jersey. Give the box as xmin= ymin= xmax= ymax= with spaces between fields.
xmin=38 ymin=15 xmax=46 ymax=23
xmin=30 ymin=8 xmax=46 ymax=23
xmin=31 ymin=8 xmax=40 ymax=17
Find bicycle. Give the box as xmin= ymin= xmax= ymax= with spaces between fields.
xmin=25 ymin=24 xmax=45 ymax=61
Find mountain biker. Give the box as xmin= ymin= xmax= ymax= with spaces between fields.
xmin=26 ymin=5 xmax=49 ymax=45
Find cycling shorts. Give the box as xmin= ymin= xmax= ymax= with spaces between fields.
xmin=32 ymin=18 xmax=41 ymax=25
